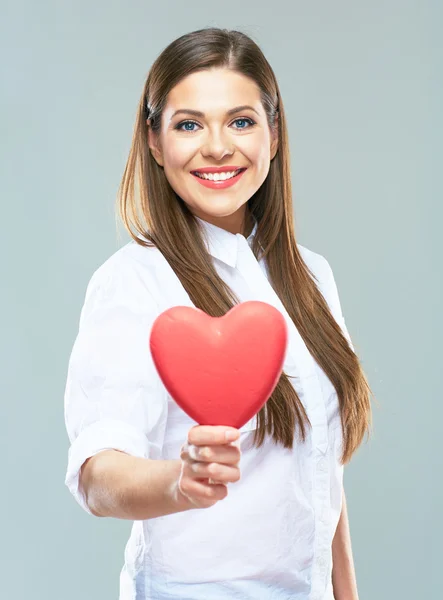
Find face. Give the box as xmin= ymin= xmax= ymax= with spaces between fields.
xmin=147 ymin=67 xmax=278 ymax=235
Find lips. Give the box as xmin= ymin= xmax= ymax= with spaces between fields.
xmin=191 ymin=165 xmax=247 ymax=174
xmin=191 ymin=167 xmax=247 ymax=189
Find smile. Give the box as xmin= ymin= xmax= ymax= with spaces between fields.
xmin=191 ymin=168 xmax=247 ymax=189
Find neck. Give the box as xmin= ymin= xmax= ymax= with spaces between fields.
xmin=192 ymin=205 xmax=254 ymax=237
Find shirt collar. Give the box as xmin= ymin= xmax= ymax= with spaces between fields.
xmin=195 ymin=216 xmax=258 ymax=269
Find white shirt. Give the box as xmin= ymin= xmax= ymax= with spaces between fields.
xmin=64 ymin=216 xmax=354 ymax=600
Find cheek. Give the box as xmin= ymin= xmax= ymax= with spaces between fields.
xmin=247 ymin=144 xmax=271 ymax=183
xmin=242 ymin=134 xmax=270 ymax=166
xmin=164 ymin=147 xmax=187 ymax=170
xmin=163 ymin=136 xmax=200 ymax=169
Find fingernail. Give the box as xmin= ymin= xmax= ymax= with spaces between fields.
xmin=225 ymin=430 xmax=238 ymax=441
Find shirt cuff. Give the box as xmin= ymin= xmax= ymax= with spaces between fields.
xmin=64 ymin=419 xmax=150 ymax=515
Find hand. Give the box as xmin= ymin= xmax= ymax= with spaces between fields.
xmin=175 ymin=425 xmax=242 ymax=509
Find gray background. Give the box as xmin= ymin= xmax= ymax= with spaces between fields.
xmin=2 ymin=1 xmax=441 ymax=599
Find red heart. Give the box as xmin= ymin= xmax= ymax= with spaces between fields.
xmin=149 ymin=301 xmax=288 ymax=429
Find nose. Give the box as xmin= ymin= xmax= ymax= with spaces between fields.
xmin=200 ymin=128 xmax=234 ymax=161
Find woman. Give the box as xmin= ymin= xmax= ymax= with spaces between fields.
xmin=64 ymin=27 xmax=373 ymax=600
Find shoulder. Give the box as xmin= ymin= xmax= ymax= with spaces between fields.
xmin=297 ymin=243 xmax=354 ymax=348
xmin=88 ymin=239 xmax=162 ymax=286
xmin=296 ymin=242 xmax=341 ymax=313
xmin=80 ymin=240 xmax=164 ymax=318
xmin=296 ymin=243 xmax=332 ymax=285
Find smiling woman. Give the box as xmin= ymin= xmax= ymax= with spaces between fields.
xmin=64 ymin=26 xmax=373 ymax=600
xmin=146 ymin=68 xmax=279 ymax=234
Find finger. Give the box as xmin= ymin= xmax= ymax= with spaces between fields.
xmin=180 ymin=477 xmax=227 ymax=504
xmin=180 ymin=442 xmax=190 ymax=461
xmin=188 ymin=425 xmax=240 ymax=446
xmin=190 ymin=461 xmax=240 ymax=483
xmin=188 ymin=444 xmax=241 ymax=464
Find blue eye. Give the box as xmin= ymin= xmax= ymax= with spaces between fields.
xmin=232 ymin=117 xmax=255 ymax=129
xmin=177 ymin=121 xmax=199 ymax=132
xmin=174 ymin=117 xmax=256 ymax=132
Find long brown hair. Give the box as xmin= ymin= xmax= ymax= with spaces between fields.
xmin=117 ymin=27 xmax=374 ymax=464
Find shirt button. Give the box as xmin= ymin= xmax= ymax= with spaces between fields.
xmin=318 ymin=556 xmax=326 ymax=567
xmin=318 ymin=458 xmax=327 ymax=471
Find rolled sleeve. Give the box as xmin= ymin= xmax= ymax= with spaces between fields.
xmin=64 ymin=419 xmax=150 ymax=515
xmin=64 ymin=255 xmax=168 ymax=515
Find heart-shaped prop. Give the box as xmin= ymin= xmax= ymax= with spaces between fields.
xmin=149 ymin=301 xmax=288 ymax=429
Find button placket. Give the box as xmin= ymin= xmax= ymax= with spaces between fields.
xmin=310 ymin=454 xmax=332 ymax=598
xmin=235 ymin=235 xmax=333 ymax=598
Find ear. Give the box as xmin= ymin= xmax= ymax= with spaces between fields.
xmin=270 ymin=112 xmax=279 ymax=160
xmin=147 ymin=119 xmax=164 ymax=167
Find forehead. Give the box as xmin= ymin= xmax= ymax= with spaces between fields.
xmin=164 ymin=68 xmax=262 ymax=115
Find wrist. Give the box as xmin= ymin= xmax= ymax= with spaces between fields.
xmin=164 ymin=460 xmax=195 ymax=513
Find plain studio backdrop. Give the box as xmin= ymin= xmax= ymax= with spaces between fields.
xmin=1 ymin=1 xmax=441 ymax=599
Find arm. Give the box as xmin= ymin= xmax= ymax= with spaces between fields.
xmin=332 ymin=486 xmax=359 ymax=600
xmin=64 ymin=262 xmax=178 ymax=516
xmin=80 ymin=450 xmax=192 ymax=519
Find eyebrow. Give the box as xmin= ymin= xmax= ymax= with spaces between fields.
xmin=171 ymin=105 xmax=260 ymax=119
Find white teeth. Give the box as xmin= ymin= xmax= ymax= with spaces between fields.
xmin=194 ymin=169 xmax=242 ymax=181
